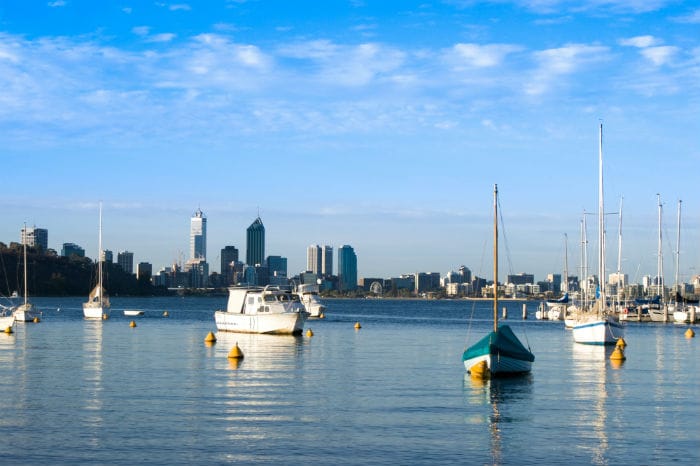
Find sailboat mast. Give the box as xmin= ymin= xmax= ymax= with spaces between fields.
xmin=563 ymin=233 xmax=569 ymax=293
xmin=23 ymin=223 xmax=28 ymax=307
xmin=616 ymin=197 xmax=623 ymax=309
xmin=675 ymin=200 xmax=681 ymax=294
xmin=657 ymin=194 xmax=664 ymax=301
xmin=98 ymin=202 xmax=103 ymax=308
xmin=598 ymin=123 xmax=606 ymax=315
xmin=493 ymin=184 xmax=499 ymax=333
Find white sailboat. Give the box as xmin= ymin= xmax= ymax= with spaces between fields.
xmin=83 ymin=203 xmax=110 ymax=319
xmin=648 ymin=195 xmax=668 ymax=322
xmin=13 ymin=226 xmax=41 ymax=322
xmin=571 ymin=124 xmax=623 ymax=345
xmin=669 ymin=200 xmax=695 ymax=323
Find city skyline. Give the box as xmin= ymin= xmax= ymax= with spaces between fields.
xmin=2 ymin=1 xmax=699 ymax=281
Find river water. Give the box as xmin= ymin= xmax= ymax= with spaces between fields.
xmin=0 ymin=297 xmax=697 ymax=465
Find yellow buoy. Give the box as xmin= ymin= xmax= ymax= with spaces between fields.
xmin=4 ymin=326 xmax=13 ymax=334
xmin=610 ymin=347 xmax=626 ymax=361
xmin=685 ymin=328 xmax=695 ymax=338
xmin=354 ymin=322 xmax=361 ymax=329
xmin=228 ymin=342 xmax=244 ymax=359
xmin=204 ymin=331 xmax=217 ymax=343
xmin=306 ymin=329 xmax=314 ymax=337
xmin=469 ymin=360 xmax=490 ymax=379
xmin=319 ymin=312 xmax=325 ymax=319
xmin=33 ymin=316 xmax=40 ymax=323
xmin=163 ymin=311 xmax=169 ymax=317
xmin=616 ymin=337 xmax=627 ymax=348
xmin=129 ymin=320 xmax=137 ymax=328
xmin=102 ymin=313 xmax=109 ymax=320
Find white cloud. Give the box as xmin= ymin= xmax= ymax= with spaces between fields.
xmin=169 ymin=4 xmax=191 ymax=11
xmin=640 ymin=45 xmax=678 ymax=66
xmin=132 ymin=26 xmax=150 ymax=36
xmin=619 ymin=35 xmax=658 ymax=48
xmin=450 ymin=43 xmax=521 ymax=68
xmin=526 ymin=44 xmax=608 ymax=95
xmin=672 ymin=8 xmax=700 ymax=23
xmin=122 ymin=7 xmax=133 ymax=14
xmin=47 ymin=0 xmax=66 ymax=7
xmin=148 ymin=33 xmax=177 ymax=43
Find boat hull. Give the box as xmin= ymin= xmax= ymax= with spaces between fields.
xmin=572 ymin=317 xmax=623 ymax=345
xmin=463 ymin=353 xmax=533 ymax=376
xmin=13 ymin=304 xmax=40 ymax=322
xmin=124 ymin=310 xmax=145 ymax=317
xmin=0 ymin=315 xmax=15 ymax=330
xmin=83 ymin=305 xmax=109 ymax=319
xmin=215 ymin=311 xmax=304 ymax=335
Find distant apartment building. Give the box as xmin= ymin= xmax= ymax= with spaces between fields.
xmin=117 ymin=251 xmax=134 ymax=274
xmin=190 ymin=208 xmax=207 ymax=261
xmin=246 ymin=217 xmax=265 ymax=266
xmin=21 ymin=226 xmax=48 ymax=250
xmin=307 ymin=245 xmax=321 ymax=274
xmin=507 ymin=273 xmax=534 ymax=285
xmin=137 ymin=262 xmax=152 ymax=280
xmin=338 ymin=245 xmax=357 ymax=291
xmin=415 ymin=272 xmax=441 ymax=294
xmin=61 ymin=243 xmax=85 ymax=258
xmin=266 ymin=255 xmax=288 ymax=285
xmin=221 ymin=246 xmax=239 ymax=286
xmin=103 ymin=249 xmax=113 ymax=264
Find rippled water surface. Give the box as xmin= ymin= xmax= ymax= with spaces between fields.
xmin=0 ymin=297 xmax=698 ymax=465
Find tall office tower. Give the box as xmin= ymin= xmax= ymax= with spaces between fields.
xmin=321 ymin=245 xmax=333 ymax=277
xmin=136 ymin=262 xmax=152 ymax=280
xmin=338 ymin=245 xmax=358 ymax=291
xmin=117 ymin=251 xmax=134 ymax=274
xmin=221 ymin=246 xmax=239 ymax=285
xmin=307 ymin=245 xmax=321 ymax=273
xmin=103 ymin=249 xmax=113 ymax=264
xmin=190 ymin=208 xmax=207 ymax=261
xmin=246 ymin=217 xmax=265 ymax=266
xmin=61 ymin=243 xmax=85 ymax=258
xmin=21 ymin=226 xmax=48 ymax=250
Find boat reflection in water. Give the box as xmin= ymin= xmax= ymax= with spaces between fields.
xmin=82 ymin=320 xmax=105 ymax=448
xmin=463 ymin=374 xmax=533 ymax=465
xmin=571 ymin=342 xmax=618 ymax=463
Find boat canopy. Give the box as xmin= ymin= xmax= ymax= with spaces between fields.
xmin=547 ymin=292 xmax=569 ymax=304
xmin=462 ymin=325 xmax=535 ymax=363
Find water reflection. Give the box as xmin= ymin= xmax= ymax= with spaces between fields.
xmin=463 ymin=375 xmax=533 ymax=465
xmin=571 ymin=343 xmax=616 ymax=464
xmin=82 ymin=320 xmax=104 ymax=448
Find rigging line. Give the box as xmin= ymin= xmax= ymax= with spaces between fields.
xmin=464 ymin=237 xmax=488 ymax=348
xmin=496 ymin=194 xmax=514 ymax=277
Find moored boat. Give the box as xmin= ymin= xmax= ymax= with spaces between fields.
xmin=124 ymin=309 xmax=145 ymax=317
xmin=13 ymin=230 xmax=41 ymax=322
xmin=83 ymin=202 xmax=110 ymax=319
xmin=297 ymin=283 xmax=326 ymax=318
xmin=462 ymin=185 xmax=534 ymax=377
xmin=215 ymin=285 xmax=307 ymax=335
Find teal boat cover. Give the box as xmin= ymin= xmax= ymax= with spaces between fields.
xmin=462 ymin=325 xmax=535 ymax=362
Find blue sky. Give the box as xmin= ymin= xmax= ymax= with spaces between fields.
xmin=1 ymin=1 xmax=699 ymax=283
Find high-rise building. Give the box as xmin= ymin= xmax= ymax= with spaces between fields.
xmin=267 ymin=255 xmax=288 ymax=285
xmin=321 ymin=245 xmax=333 ymax=277
xmin=137 ymin=262 xmax=152 ymax=280
xmin=21 ymin=226 xmax=48 ymax=250
xmin=338 ymin=245 xmax=357 ymax=291
xmin=61 ymin=243 xmax=85 ymax=258
xmin=220 ymin=246 xmax=239 ymax=285
xmin=190 ymin=208 xmax=207 ymax=261
xmin=307 ymin=245 xmax=321 ymax=273
xmin=117 ymin=251 xmax=134 ymax=274
xmin=246 ymin=217 xmax=265 ymax=266
xmin=103 ymin=249 xmax=113 ymax=263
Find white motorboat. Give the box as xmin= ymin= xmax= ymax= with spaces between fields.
xmin=297 ymin=283 xmax=326 ymax=318
xmin=215 ymin=286 xmax=307 ymax=335
xmin=124 ymin=309 xmax=145 ymax=317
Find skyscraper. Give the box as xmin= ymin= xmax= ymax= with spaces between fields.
xmin=246 ymin=217 xmax=265 ymax=266
xmin=338 ymin=245 xmax=357 ymax=291
xmin=21 ymin=226 xmax=48 ymax=250
xmin=221 ymin=246 xmax=239 ymax=286
xmin=307 ymin=245 xmax=321 ymax=273
xmin=117 ymin=251 xmax=134 ymax=274
xmin=321 ymin=245 xmax=333 ymax=277
xmin=190 ymin=208 xmax=207 ymax=261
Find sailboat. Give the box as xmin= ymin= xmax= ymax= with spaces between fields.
xmin=13 ymin=225 xmax=41 ymax=322
xmin=83 ymin=203 xmax=110 ymax=319
xmin=462 ymin=185 xmax=535 ymax=377
xmin=669 ymin=200 xmax=695 ymax=323
xmin=648 ymin=195 xmax=668 ymax=322
xmin=571 ymin=123 xmax=623 ymax=345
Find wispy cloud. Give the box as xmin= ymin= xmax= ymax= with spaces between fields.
xmin=449 ymin=43 xmax=521 ymax=68
xmin=169 ymin=4 xmax=191 ymax=11
xmin=619 ymin=35 xmax=658 ymax=48
xmin=47 ymin=0 xmax=66 ymax=7
xmin=640 ymin=45 xmax=678 ymax=66
xmin=672 ymin=8 xmax=700 ymax=23
xmin=525 ymin=44 xmax=609 ymax=95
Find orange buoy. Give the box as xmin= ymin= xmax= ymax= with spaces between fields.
xmin=228 ymin=342 xmax=244 ymax=359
